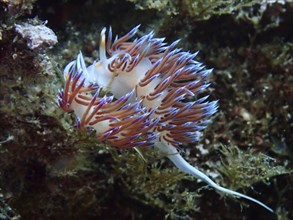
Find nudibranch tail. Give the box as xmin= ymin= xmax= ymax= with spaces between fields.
xmin=59 ymin=25 xmax=274 ymax=213
xmin=155 ymin=141 xmax=274 ymax=213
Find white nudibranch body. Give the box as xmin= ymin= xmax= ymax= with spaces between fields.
xmin=58 ymin=25 xmax=274 ymax=213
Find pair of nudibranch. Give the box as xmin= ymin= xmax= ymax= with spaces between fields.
xmin=58 ymin=25 xmax=273 ymax=213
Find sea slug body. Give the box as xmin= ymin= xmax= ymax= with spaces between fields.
xmin=58 ymin=25 xmax=274 ymax=213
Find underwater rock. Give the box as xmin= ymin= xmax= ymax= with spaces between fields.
xmin=15 ymin=22 xmax=58 ymax=50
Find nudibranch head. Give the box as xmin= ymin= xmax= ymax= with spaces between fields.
xmin=58 ymin=67 xmax=159 ymax=148
xmin=59 ymin=25 xmax=218 ymax=149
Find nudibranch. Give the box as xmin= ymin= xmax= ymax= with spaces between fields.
xmin=58 ymin=25 xmax=273 ymax=213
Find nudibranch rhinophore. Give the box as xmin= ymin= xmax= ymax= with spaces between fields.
xmin=58 ymin=25 xmax=273 ymax=213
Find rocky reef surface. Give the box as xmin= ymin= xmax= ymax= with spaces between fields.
xmin=0 ymin=0 xmax=292 ymax=219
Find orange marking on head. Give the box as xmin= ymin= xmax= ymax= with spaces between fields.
xmin=65 ymin=74 xmax=70 ymax=81
xmin=96 ymin=62 xmax=102 ymax=68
